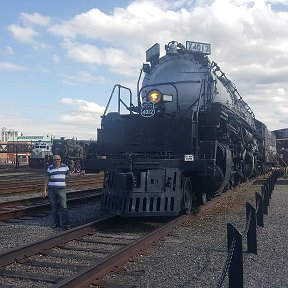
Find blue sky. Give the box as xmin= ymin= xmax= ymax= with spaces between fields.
xmin=1 ymin=0 xmax=288 ymax=140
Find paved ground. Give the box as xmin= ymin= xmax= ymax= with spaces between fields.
xmin=244 ymin=175 xmax=288 ymax=288
xmin=99 ymin=172 xmax=288 ymax=288
xmin=0 ymin=171 xmax=286 ymax=287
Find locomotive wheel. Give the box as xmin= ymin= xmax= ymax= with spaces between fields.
xmin=75 ymin=161 xmax=81 ymax=173
xmin=182 ymin=178 xmax=196 ymax=213
xmin=213 ymin=165 xmax=224 ymax=191
xmin=243 ymin=152 xmax=254 ymax=178
xmin=69 ymin=160 xmax=75 ymax=173
xmin=213 ymin=143 xmax=232 ymax=195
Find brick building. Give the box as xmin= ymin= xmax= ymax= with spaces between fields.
xmin=0 ymin=128 xmax=51 ymax=164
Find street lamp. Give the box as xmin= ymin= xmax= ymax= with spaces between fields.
xmin=8 ymin=129 xmax=15 ymax=165
xmin=8 ymin=129 xmax=19 ymax=168
xmin=16 ymin=135 xmax=19 ymax=169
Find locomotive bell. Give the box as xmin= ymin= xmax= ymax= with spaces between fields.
xmin=165 ymin=41 xmax=178 ymax=54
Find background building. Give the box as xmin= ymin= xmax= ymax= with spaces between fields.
xmin=0 ymin=127 xmax=52 ymax=164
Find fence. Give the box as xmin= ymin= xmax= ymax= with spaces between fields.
xmin=217 ymin=169 xmax=284 ymax=288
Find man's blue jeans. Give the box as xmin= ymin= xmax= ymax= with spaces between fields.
xmin=48 ymin=187 xmax=69 ymax=227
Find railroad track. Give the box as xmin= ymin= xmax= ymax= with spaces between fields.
xmin=0 ymin=173 xmax=272 ymax=287
xmin=0 ymin=214 xmax=195 ymax=288
xmin=0 ymin=189 xmax=102 ymax=221
xmin=0 ymin=164 xmax=33 ymax=174
xmin=0 ymin=174 xmax=103 ymax=196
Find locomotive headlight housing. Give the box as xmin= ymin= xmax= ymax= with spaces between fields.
xmin=148 ymin=89 xmax=161 ymax=104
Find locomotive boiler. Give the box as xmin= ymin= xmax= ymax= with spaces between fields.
xmin=84 ymin=40 xmax=276 ymax=216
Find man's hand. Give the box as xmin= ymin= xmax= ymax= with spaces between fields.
xmin=42 ymin=189 xmax=48 ymax=198
xmin=79 ymin=170 xmax=85 ymax=176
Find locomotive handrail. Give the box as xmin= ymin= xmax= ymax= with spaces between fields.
xmin=137 ymin=68 xmax=144 ymax=108
xmin=210 ymin=61 xmax=255 ymax=119
xmin=139 ymin=80 xmax=201 ymax=114
xmin=195 ymin=78 xmax=208 ymax=113
xmin=103 ymin=84 xmax=133 ymax=117
xmin=139 ymin=82 xmax=180 ymax=113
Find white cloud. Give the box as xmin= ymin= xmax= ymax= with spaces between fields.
xmin=7 ymin=12 xmax=50 ymax=49
xmin=56 ymin=98 xmax=104 ymax=138
xmin=37 ymin=65 xmax=50 ymax=73
xmin=4 ymin=46 xmax=14 ymax=55
xmin=4 ymin=0 xmax=288 ymax=138
xmin=8 ymin=24 xmax=38 ymax=43
xmin=20 ymin=12 xmax=51 ymax=26
xmin=66 ymin=44 xmax=139 ymax=77
xmin=0 ymin=99 xmax=103 ymax=140
xmin=0 ymin=61 xmax=27 ymax=71
xmin=52 ymin=54 xmax=61 ymax=63
xmin=0 ymin=102 xmax=98 ymax=140
xmin=46 ymin=1 xmax=288 ymax=79
xmin=60 ymin=97 xmax=105 ymax=114
xmin=48 ymin=3 xmax=188 ymax=51
xmin=60 ymin=71 xmax=105 ymax=84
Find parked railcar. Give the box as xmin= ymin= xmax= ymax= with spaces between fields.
xmin=28 ymin=141 xmax=53 ymax=168
xmin=272 ymin=128 xmax=288 ymax=167
xmin=84 ymin=40 xmax=276 ymax=217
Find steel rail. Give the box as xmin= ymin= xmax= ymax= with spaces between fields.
xmin=0 ymin=189 xmax=101 ymax=221
xmin=0 ymin=177 xmax=103 ymax=196
xmin=54 ymin=214 xmax=194 ymax=288
xmin=0 ymin=216 xmax=114 ymax=267
xmin=0 ymin=214 xmax=193 ymax=287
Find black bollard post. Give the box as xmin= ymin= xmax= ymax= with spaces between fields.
xmin=227 ymin=223 xmax=243 ymax=288
xmin=268 ymin=177 xmax=272 ymax=199
xmin=261 ymin=185 xmax=268 ymax=215
xmin=256 ymin=192 xmax=264 ymax=227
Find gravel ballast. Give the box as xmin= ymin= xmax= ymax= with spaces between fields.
xmin=0 ymin=173 xmax=287 ymax=287
xmin=0 ymin=201 xmax=102 ymax=251
xmin=99 ymin=174 xmax=288 ymax=288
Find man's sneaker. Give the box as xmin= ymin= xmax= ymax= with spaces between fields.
xmin=51 ymin=223 xmax=60 ymax=228
xmin=64 ymin=225 xmax=71 ymax=230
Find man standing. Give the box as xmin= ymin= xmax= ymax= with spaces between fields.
xmin=42 ymin=154 xmax=85 ymax=230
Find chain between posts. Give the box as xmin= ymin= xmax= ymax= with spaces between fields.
xmin=217 ymin=236 xmax=236 ymax=288
xmin=243 ymin=209 xmax=252 ymax=236
xmin=216 ymin=169 xmax=284 ymax=288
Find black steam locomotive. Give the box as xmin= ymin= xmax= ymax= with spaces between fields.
xmin=52 ymin=138 xmax=90 ymax=172
xmin=84 ymin=40 xmax=276 ymax=216
xmin=29 ymin=137 xmax=97 ymax=171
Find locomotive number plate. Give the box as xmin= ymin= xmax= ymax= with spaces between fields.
xmin=184 ymin=154 xmax=194 ymax=161
xmin=141 ymin=101 xmax=155 ymax=117
xmin=186 ymin=41 xmax=211 ymax=55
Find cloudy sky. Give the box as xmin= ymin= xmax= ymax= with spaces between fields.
xmin=1 ymin=0 xmax=288 ymax=140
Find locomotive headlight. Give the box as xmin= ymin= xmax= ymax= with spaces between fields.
xmin=148 ymin=89 xmax=162 ymax=104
